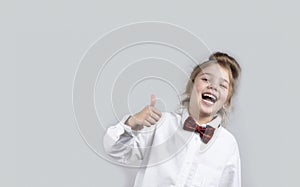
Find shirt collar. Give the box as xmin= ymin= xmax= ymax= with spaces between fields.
xmin=179 ymin=107 xmax=221 ymax=129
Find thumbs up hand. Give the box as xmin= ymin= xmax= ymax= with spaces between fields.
xmin=125 ymin=94 xmax=162 ymax=131
xmin=150 ymin=94 xmax=156 ymax=107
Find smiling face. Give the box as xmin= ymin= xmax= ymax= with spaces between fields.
xmin=189 ymin=63 xmax=230 ymax=123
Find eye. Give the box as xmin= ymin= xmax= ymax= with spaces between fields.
xmin=220 ymin=84 xmax=228 ymax=89
xmin=201 ymin=77 xmax=208 ymax=82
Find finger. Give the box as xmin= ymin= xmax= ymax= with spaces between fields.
xmin=150 ymin=112 xmax=160 ymax=121
xmin=150 ymin=94 xmax=156 ymax=107
xmin=152 ymin=107 xmax=162 ymax=117
xmin=146 ymin=116 xmax=156 ymax=125
xmin=143 ymin=120 xmax=152 ymax=127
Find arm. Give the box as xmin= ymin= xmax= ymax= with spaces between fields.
xmin=103 ymin=95 xmax=162 ymax=164
xmin=219 ymin=144 xmax=241 ymax=187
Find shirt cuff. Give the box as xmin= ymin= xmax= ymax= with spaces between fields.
xmin=120 ymin=115 xmax=134 ymax=135
xmin=105 ymin=115 xmax=133 ymax=141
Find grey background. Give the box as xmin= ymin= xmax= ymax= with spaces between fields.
xmin=4 ymin=0 xmax=299 ymax=186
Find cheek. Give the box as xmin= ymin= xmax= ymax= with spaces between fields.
xmin=190 ymin=85 xmax=201 ymax=102
xmin=194 ymin=83 xmax=201 ymax=93
xmin=220 ymin=90 xmax=229 ymax=103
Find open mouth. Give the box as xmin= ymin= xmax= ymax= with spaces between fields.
xmin=202 ymin=93 xmax=217 ymax=104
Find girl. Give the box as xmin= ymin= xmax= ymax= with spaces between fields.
xmin=104 ymin=52 xmax=242 ymax=187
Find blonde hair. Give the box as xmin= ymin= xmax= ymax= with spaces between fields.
xmin=181 ymin=52 xmax=241 ymax=124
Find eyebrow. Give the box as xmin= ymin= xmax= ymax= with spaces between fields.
xmin=199 ymin=72 xmax=229 ymax=83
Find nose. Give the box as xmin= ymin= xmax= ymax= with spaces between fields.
xmin=208 ymin=81 xmax=218 ymax=91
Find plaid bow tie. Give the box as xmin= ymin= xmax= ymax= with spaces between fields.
xmin=183 ymin=116 xmax=216 ymax=144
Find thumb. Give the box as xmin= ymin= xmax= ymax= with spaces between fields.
xmin=150 ymin=94 xmax=156 ymax=106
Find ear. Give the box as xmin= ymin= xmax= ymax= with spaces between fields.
xmin=223 ymin=101 xmax=230 ymax=109
xmin=222 ymin=105 xmax=227 ymax=110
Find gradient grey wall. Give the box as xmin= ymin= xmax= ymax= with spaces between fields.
xmin=5 ymin=0 xmax=299 ymax=187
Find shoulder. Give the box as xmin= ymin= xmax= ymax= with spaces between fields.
xmin=210 ymin=127 xmax=240 ymax=162
xmin=218 ymin=127 xmax=239 ymax=150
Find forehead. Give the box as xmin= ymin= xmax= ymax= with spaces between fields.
xmin=199 ymin=63 xmax=229 ymax=81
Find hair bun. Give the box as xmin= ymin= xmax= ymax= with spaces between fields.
xmin=209 ymin=52 xmax=241 ymax=80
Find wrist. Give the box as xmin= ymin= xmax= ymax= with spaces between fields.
xmin=125 ymin=115 xmax=142 ymax=131
xmin=124 ymin=115 xmax=135 ymax=128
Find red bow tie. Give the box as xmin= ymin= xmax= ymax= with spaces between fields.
xmin=183 ymin=116 xmax=216 ymax=144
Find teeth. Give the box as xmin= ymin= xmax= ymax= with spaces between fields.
xmin=203 ymin=93 xmax=216 ymax=101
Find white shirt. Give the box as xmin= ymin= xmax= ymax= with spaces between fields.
xmin=103 ymin=109 xmax=241 ymax=187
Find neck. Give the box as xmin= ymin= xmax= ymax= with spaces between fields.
xmin=197 ymin=115 xmax=213 ymax=125
xmin=188 ymin=106 xmax=214 ymax=125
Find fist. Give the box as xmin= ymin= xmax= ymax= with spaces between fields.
xmin=125 ymin=95 xmax=162 ymax=130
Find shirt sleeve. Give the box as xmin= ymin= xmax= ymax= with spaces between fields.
xmin=218 ymin=144 xmax=242 ymax=187
xmin=103 ymin=115 xmax=156 ymax=165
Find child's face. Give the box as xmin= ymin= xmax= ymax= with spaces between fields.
xmin=189 ymin=63 xmax=230 ymax=119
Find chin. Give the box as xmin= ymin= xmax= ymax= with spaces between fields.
xmin=199 ymin=105 xmax=219 ymax=117
xmin=199 ymin=109 xmax=214 ymax=117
